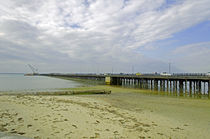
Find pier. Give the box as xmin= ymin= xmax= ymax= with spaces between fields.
xmin=42 ymin=73 xmax=210 ymax=97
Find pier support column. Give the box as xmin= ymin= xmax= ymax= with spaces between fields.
xmin=204 ymin=82 xmax=206 ymax=95
xmin=138 ymin=79 xmax=140 ymax=88
xmin=194 ymin=81 xmax=196 ymax=95
xmin=118 ymin=78 xmax=122 ymax=85
xmin=169 ymin=80 xmax=172 ymax=92
xmin=195 ymin=81 xmax=199 ymax=95
xmin=160 ymin=80 xmax=163 ymax=91
xmin=145 ymin=79 xmax=148 ymax=89
xmin=163 ymin=80 xmax=165 ymax=92
xmin=185 ymin=80 xmax=187 ymax=95
xmin=173 ymin=80 xmax=176 ymax=93
xmin=167 ymin=80 xmax=169 ymax=92
xmin=150 ymin=80 xmax=153 ymax=90
xmin=154 ymin=79 xmax=158 ymax=91
xmin=208 ymin=80 xmax=210 ymax=98
xmin=139 ymin=79 xmax=142 ymax=89
xmin=198 ymin=81 xmax=201 ymax=95
xmin=179 ymin=80 xmax=184 ymax=96
xmin=175 ymin=80 xmax=178 ymax=93
xmin=141 ymin=79 xmax=144 ymax=89
xmin=189 ymin=81 xmax=192 ymax=96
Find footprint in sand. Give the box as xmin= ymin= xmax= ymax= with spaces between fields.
xmin=34 ymin=136 xmax=41 ymax=139
xmin=113 ymin=131 xmax=119 ymax=135
xmin=17 ymin=117 xmax=24 ymax=123
xmin=157 ymin=132 xmax=164 ymax=136
xmin=142 ymin=123 xmax=151 ymax=127
xmin=72 ymin=124 xmax=77 ymax=128
xmin=10 ymin=130 xmax=17 ymax=134
xmin=54 ymin=131 xmax=60 ymax=134
xmin=18 ymin=132 xmax=25 ymax=135
xmin=0 ymin=125 xmax=8 ymax=132
xmin=64 ymin=131 xmax=73 ymax=137
xmin=144 ymin=129 xmax=150 ymax=133
xmin=119 ymin=119 xmax=125 ymax=124
xmin=95 ymin=133 xmax=100 ymax=138
xmin=27 ymin=124 xmax=32 ymax=128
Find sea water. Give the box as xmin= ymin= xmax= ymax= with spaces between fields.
xmin=0 ymin=73 xmax=82 ymax=93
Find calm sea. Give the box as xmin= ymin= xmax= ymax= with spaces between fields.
xmin=0 ymin=73 xmax=82 ymax=93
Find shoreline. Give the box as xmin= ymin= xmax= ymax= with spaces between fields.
xmin=0 ymin=85 xmax=210 ymax=138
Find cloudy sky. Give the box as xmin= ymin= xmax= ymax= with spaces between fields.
xmin=0 ymin=0 xmax=210 ymax=73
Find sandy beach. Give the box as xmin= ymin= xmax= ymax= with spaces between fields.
xmin=0 ymin=86 xmax=210 ymax=139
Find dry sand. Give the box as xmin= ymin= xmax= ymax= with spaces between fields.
xmin=0 ymin=86 xmax=210 ymax=139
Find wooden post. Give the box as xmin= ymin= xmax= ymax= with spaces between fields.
xmin=185 ymin=80 xmax=187 ymax=95
xmin=154 ymin=79 xmax=158 ymax=91
xmin=173 ymin=80 xmax=176 ymax=93
xmin=203 ymin=82 xmax=206 ymax=95
xmin=189 ymin=81 xmax=192 ymax=96
xmin=208 ymin=80 xmax=210 ymax=98
xmin=145 ymin=79 xmax=148 ymax=89
xmin=159 ymin=80 xmax=161 ymax=91
xmin=150 ymin=80 xmax=153 ymax=90
xmin=167 ymin=80 xmax=169 ymax=92
xmin=179 ymin=80 xmax=183 ymax=96
xmin=139 ymin=79 xmax=141 ymax=88
xmin=139 ymin=79 xmax=142 ymax=89
xmin=163 ymin=80 xmax=165 ymax=92
xmin=198 ymin=81 xmax=201 ymax=95
xmin=196 ymin=81 xmax=199 ymax=96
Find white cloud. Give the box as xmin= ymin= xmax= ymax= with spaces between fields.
xmin=0 ymin=0 xmax=210 ymax=72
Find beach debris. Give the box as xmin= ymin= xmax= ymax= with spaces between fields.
xmin=17 ymin=117 xmax=23 ymax=121
xmin=105 ymin=129 xmax=109 ymax=131
xmin=0 ymin=89 xmax=111 ymax=96
xmin=95 ymin=133 xmax=100 ymax=138
xmin=35 ymin=89 xmax=111 ymax=96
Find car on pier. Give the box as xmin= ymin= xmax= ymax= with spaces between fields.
xmin=135 ymin=73 xmax=141 ymax=76
xmin=160 ymin=72 xmax=172 ymax=76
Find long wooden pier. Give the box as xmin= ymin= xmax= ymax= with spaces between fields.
xmin=41 ymin=73 xmax=210 ymax=97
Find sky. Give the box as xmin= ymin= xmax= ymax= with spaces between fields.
xmin=0 ymin=0 xmax=210 ymax=73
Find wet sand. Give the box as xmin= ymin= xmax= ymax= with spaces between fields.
xmin=0 ymin=85 xmax=210 ymax=139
